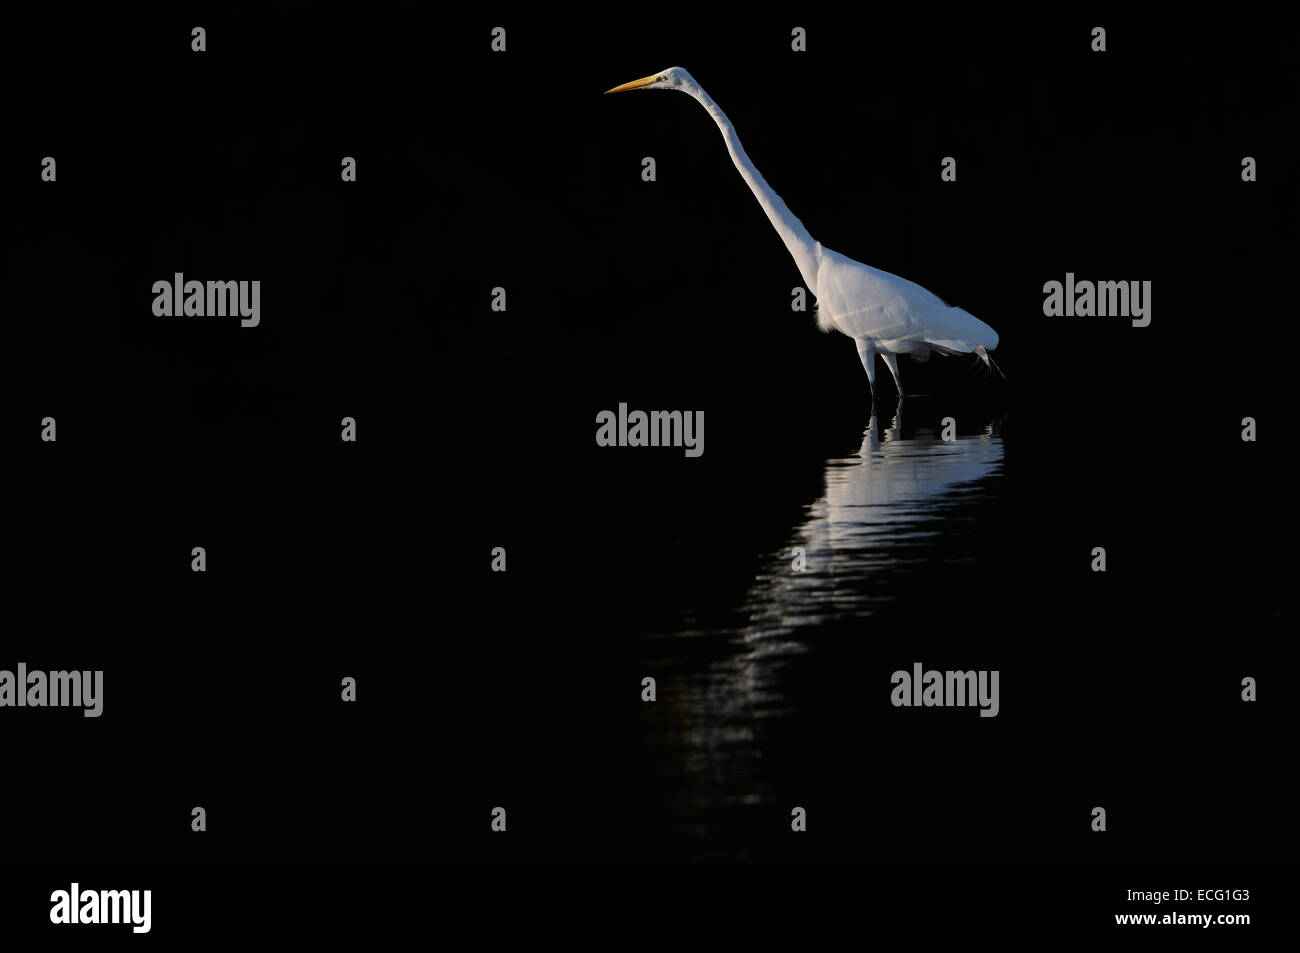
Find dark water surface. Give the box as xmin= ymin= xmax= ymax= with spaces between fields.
xmin=8 ymin=395 xmax=1296 ymax=863
xmin=451 ymin=394 xmax=1297 ymax=862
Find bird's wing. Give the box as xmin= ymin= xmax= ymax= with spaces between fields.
xmin=818 ymin=252 xmax=998 ymax=351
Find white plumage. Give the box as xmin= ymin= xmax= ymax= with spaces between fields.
xmin=607 ymin=66 xmax=1002 ymax=396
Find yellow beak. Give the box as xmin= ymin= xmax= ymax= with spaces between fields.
xmin=605 ymin=73 xmax=662 ymax=94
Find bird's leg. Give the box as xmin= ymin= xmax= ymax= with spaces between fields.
xmin=855 ymin=338 xmax=877 ymax=399
xmin=881 ymin=352 xmax=904 ymax=397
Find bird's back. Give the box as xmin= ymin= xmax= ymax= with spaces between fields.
xmin=814 ymin=246 xmax=998 ymax=353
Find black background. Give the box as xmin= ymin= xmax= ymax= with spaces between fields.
xmin=3 ymin=3 xmax=1296 ymax=873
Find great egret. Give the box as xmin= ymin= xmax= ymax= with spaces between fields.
xmin=607 ymin=67 xmax=1002 ymax=397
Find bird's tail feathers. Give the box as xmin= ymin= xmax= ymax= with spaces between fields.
xmin=974 ymin=345 xmax=1006 ymax=380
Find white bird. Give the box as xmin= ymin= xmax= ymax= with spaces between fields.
xmin=607 ymin=67 xmax=1002 ymax=397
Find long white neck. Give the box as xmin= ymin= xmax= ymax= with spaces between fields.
xmin=685 ymin=82 xmax=821 ymax=290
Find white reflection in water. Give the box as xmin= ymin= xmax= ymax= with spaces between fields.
xmin=658 ymin=404 xmax=1004 ymax=814
xmin=748 ymin=401 xmax=1004 ymax=633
